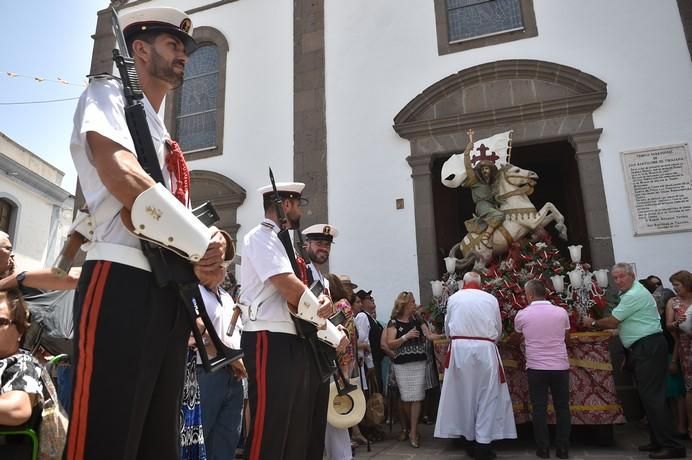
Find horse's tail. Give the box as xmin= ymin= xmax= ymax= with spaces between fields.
xmin=449 ymin=241 xmax=477 ymax=271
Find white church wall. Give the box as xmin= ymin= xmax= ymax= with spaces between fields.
xmin=0 ymin=178 xmax=62 ymax=270
xmin=324 ymin=0 xmax=692 ymax=306
xmin=142 ymin=0 xmax=295 ymax=249
xmin=134 ymin=0 xmax=691 ymax=308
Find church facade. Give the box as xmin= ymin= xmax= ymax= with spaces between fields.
xmin=0 ymin=132 xmax=74 ymax=269
xmin=94 ymin=0 xmax=692 ymax=307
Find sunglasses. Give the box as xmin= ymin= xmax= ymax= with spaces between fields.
xmin=0 ymin=317 xmax=15 ymax=328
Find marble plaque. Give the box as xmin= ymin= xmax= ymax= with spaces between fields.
xmin=621 ymin=143 xmax=692 ymax=236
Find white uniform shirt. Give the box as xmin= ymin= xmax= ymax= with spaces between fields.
xmin=197 ymin=285 xmax=240 ymax=363
xmin=354 ymin=311 xmax=374 ymax=369
xmin=70 ymin=77 xmax=176 ymax=271
xmin=238 ymin=219 xmax=296 ymax=334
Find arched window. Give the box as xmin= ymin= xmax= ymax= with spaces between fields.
xmin=0 ymin=198 xmax=17 ymax=239
xmin=166 ymin=27 xmax=229 ymax=161
xmin=176 ymin=44 xmax=219 ymax=152
xmin=0 ymin=199 xmax=11 ymax=233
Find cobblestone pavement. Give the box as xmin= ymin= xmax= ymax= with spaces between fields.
xmin=349 ymin=422 xmax=690 ymax=459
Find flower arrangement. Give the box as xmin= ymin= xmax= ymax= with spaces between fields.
xmin=431 ymin=232 xmax=616 ymax=335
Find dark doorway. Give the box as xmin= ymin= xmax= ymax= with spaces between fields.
xmin=431 ymin=140 xmax=589 ymax=278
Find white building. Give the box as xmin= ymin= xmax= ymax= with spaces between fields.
xmin=0 ymin=132 xmax=75 ymax=270
xmin=91 ymin=0 xmax=692 ymax=312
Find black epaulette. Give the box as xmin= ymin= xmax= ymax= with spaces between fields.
xmin=261 ymin=222 xmax=275 ymax=230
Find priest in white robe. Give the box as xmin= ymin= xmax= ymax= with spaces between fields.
xmin=434 ymin=271 xmax=516 ymax=459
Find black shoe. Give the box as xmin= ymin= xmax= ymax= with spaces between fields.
xmin=535 ymin=447 xmax=550 ymax=458
xmin=465 ymin=445 xmax=476 ymax=458
xmin=674 ymin=432 xmax=690 ymax=440
xmin=474 ymin=443 xmax=497 ymax=460
xmin=555 ymin=447 xmax=568 ymax=459
xmin=639 ymin=443 xmax=660 ymax=452
xmin=648 ymin=447 xmax=687 ymax=459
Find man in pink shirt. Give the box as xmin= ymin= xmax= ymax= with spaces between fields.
xmin=513 ymin=280 xmax=571 ymax=459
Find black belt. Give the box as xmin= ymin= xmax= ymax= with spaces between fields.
xmin=628 ymin=332 xmax=663 ymax=351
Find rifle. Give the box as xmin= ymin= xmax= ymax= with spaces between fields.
xmin=268 ymin=169 xmax=356 ymax=395
xmin=110 ymin=8 xmax=242 ymax=372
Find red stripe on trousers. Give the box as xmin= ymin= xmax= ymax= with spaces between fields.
xmin=250 ymin=331 xmax=268 ymax=460
xmin=66 ymin=261 xmax=111 ymax=459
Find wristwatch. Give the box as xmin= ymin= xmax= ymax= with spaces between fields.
xmin=16 ymin=271 xmax=27 ymax=288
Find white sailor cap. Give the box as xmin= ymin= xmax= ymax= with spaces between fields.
xmin=258 ymin=182 xmax=305 ymax=201
xmin=302 ymin=224 xmax=338 ymax=242
xmin=120 ymin=7 xmax=198 ymax=55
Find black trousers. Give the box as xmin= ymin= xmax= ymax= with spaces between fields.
xmin=527 ymin=369 xmax=571 ymax=450
xmin=629 ymin=332 xmax=683 ymax=450
xmin=65 ymin=261 xmax=189 ymax=460
xmin=242 ymin=331 xmax=327 ymax=460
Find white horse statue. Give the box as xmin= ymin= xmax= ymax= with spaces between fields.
xmin=441 ymin=157 xmax=568 ymax=270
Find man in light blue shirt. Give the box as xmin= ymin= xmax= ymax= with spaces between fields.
xmin=588 ymin=263 xmax=684 ymax=459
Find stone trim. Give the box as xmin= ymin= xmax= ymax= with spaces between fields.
xmin=394 ymin=60 xmax=607 ymax=131
xmin=677 ymin=0 xmax=692 ymax=60
xmin=568 ymin=129 xmax=613 ymax=270
xmin=189 ymin=170 xmax=246 ymax=241
xmin=433 ymin=0 xmax=537 ymax=56
xmin=294 ymin=0 xmax=328 ymax=229
xmin=112 ymin=0 xmax=152 ymax=10
xmin=188 ymin=0 xmax=240 ymax=14
xmin=0 ymin=194 xmax=20 ymax=244
xmin=90 ymin=8 xmax=117 ymax=76
xmin=393 ymin=59 xmax=613 ymax=302
xmin=164 ymin=26 xmax=229 ymax=161
xmin=114 ymin=0 xmax=240 ymax=14
xmin=406 ymin=155 xmax=439 ymax=291
xmin=0 ymin=155 xmax=73 ymax=204
xmin=395 ymin=92 xmax=606 ymax=139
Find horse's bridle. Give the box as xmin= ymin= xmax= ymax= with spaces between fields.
xmin=496 ymin=170 xmax=536 ymax=202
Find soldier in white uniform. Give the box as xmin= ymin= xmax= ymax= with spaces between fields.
xmin=66 ymin=7 xmax=232 ymax=459
xmin=301 ymin=224 xmax=352 ymax=460
xmin=434 ymin=272 xmax=516 ymax=460
xmin=239 ymin=183 xmax=347 ymax=459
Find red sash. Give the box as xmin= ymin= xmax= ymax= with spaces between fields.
xmin=445 ymin=335 xmax=506 ymax=384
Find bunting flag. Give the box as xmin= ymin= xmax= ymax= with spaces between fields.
xmin=3 ymin=71 xmax=87 ymax=87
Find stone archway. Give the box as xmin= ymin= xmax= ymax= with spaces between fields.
xmin=393 ymin=59 xmax=613 ymax=301
xmin=189 ymin=170 xmax=246 ymax=242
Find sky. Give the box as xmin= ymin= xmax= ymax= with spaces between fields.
xmin=0 ymin=2 xmax=104 ymax=194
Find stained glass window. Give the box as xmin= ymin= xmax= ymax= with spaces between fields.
xmin=175 ymin=45 xmax=219 ymax=152
xmin=446 ymin=0 xmax=524 ymax=43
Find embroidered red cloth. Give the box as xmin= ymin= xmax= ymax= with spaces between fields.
xmin=446 ymin=335 xmax=506 ymax=383
xmin=435 ymin=334 xmax=626 ymax=425
xmin=165 ymin=139 xmax=190 ymax=205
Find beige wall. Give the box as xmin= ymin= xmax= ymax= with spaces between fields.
xmin=0 ymin=132 xmax=65 ymax=187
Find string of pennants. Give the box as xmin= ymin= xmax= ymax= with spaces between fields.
xmin=2 ymin=71 xmax=87 ymax=87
